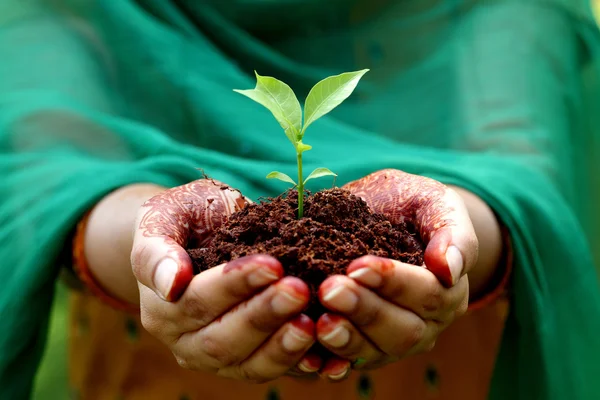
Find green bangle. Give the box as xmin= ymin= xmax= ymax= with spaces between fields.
xmin=353 ymin=357 xmax=367 ymax=367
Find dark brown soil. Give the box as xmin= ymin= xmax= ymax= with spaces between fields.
xmin=187 ymin=188 xmax=425 ymax=320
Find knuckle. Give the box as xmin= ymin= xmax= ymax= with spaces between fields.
xmin=391 ymin=321 xmax=426 ymax=356
xmin=353 ymin=302 xmax=380 ymax=328
xmin=199 ymin=334 xmax=239 ymax=368
xmin=243 ymin=288 xmax=291 ymax=333
xmin=386 ymin=278 xmax=407 ymax=301
xmin=181 ymin=294 xmax=212 ymax=325
xmin=174 ymin=354 xmax=197 ymax=371
xmin=422 ymin=280 xmax=446 ymax=314
xmin=246 ymin=303 xmax=284 ymax=334
xmin=173 ymin=345 xmax=219 ymax=374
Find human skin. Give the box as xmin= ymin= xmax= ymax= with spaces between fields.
xmin=82 ymin=169 xmax=502 ymax=381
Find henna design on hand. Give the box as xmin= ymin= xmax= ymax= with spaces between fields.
xmin=139 ymin=179 xmax=248 ymax=248
xmin=343 ymin=169 xmax=454 ymax=242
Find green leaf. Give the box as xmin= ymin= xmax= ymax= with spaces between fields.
xmin=234 ymin=72 xmax=302 ymax=146
xmin=303 ymin=167 xmax=337 ymax=185
xmin=297 ymin=141 xmax=312 ymax=153
xmin=302 ymin=69 xmax=369 ymax=135
xmin=266 ymin=171 xmax=297 ymax=185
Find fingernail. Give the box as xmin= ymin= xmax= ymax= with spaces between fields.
xmin=348 ymin=268 xmax=382 ymax=287
xmin=272 ymin=290 xmax=305 ymax=315
xmin=248 ymin=267 xmax=280 ymax=287
xmin=223 ymin=254 xmax=281 ymax=274
xmin=446 ymin=245 xmax=463 ymax=285
xmin=298 ymin=360 xmax=319 ymax=373
xmin=328 ymin=367 xmax=350 ymax=381
xmin=322 ymin=285 xmax=358 ymax=312
xmin=320 ymin=325 xmax=350 ymax=348
xmin=320 ymin=358 xmax=351 ymax=381
xmin=298 ymin=354 xmax=321 ymax=373
xmin=154 ymin=258 xmax=178 ymax=299
xmin=282 ymin=327 xmax=313 ymax=352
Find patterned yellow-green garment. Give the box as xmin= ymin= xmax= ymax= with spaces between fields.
xmin=67 ymin=290 xmax=509 ymax=400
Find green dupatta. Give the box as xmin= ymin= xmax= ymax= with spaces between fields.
xmin=1 ymin=0 xmax=599 ymax=398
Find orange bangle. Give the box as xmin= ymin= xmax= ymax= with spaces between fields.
xmin=72 ymin=211 xmax=141 ymax=315
xmin=467 ymin=224 xmax=513 ymax=312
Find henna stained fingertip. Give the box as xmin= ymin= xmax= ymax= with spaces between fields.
xmin=223 ymin=254 xmax=283 ymax=275
xmin=321 ymin=359 xmax=352 ymax=381
xmin=298 ymin=353 xmax=322 ymax=373
xmin=291 ymin=314 xmax=315 ymax=336
xmin=347 ymin=268 xmax=382 ymax=288
xmin=271 ymin=278 xmax=310 ymax=315
xmin=282 ymin=327 xmax=314 ymax=353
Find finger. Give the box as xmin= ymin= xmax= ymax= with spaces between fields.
xmin=139 ymin=254 xmax=284 ymax=336
xmin=182 ymin=255 xmax=285 ymax=322
xmin=343 ymin=169 xmax=478 ymax=287
xmin=319 ymin=358 xmax=352 ymax=382
xmin=131 ymin=179 xmax=247 ymax=301
xmin=347 ymin=255 xmax=469 ymax=320
xmin=319 ymin=275 xmax=439 ymax=357
xmin=423 ymin=187 xmax=478 ymax=286
xmin=131 ymin=235 xmax=194 ymax=302
xmin=295 ymin=353 xmax=323 ymax=375
xmin=176 ymin=277 xmax=310 ymax=370
xmin=316 ymin=313 xmax=386 ymax=368
xmin=218 ymin=314 xmax=315 ymax=383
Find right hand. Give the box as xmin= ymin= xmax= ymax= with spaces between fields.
xmin=131 ymin=179 xmax=316 ymax=382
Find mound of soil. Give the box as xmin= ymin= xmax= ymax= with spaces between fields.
xmin=187 ymin=188 xmax=425 ymax=320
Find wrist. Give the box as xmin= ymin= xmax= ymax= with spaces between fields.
xmin=447 ymin=186 xmax=507 ymax=301
xmin=77 ymin=183 xmax=166 ymax=308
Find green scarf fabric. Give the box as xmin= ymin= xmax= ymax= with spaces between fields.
xmin=1 ymin=0 xmax=599 ymax=398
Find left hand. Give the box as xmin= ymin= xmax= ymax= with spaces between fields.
xmin=314 ymin=169 xmax=478 ymax=380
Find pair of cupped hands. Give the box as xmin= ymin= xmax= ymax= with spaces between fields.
xmin=130 ymin=169 xmax=477 ymax=382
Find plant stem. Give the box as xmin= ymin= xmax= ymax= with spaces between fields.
xmin=297 ymin=151 xmax=303 ymax=219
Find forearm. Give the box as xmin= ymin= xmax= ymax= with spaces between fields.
xmin=83 ymin=184 xmax=166 ymax=305
xmin=449 ymin=186 xmax=505 ymax=300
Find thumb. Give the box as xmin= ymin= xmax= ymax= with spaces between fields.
xmin=131 ymin=179 xmax=248 ymax=301
xmin=421 ymin=187 xmax=478 ymax=287
xmin=131 ymin=234 xmax=193 ymax=302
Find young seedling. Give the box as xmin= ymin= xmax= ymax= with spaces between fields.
xmin=234 ymin=69 xmax=369 ymax=218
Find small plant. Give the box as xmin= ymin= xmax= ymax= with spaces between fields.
xmin=234 ymin=69 xmax=369 ymax=218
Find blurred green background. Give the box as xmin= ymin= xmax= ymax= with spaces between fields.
xmin=33 ymin=282 xmax=69 ymax=400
